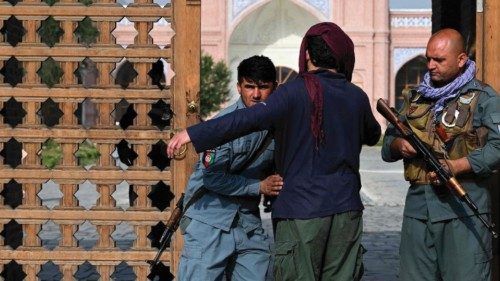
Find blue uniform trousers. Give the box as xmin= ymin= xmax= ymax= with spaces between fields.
xmin=178 ymin=216 xmax=271 ymax=281
xmin=400 ymin=215 xmax=491 ymax=281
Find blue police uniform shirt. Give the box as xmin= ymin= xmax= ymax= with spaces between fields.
xmin=187 ymin=70 xmax=381 ymax=219
xmin=183 ymin=98 xmax=274 ymax=233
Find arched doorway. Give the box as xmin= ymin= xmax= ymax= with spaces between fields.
xmin=228 ymin=0 xmax=319 ymax=101
xmin=394 ymin=55 xmax=427 ymax=110
xmin=276 ymin=66 xmax=298 ymax=85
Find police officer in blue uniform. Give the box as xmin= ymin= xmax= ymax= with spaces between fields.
xmin=177 ymin=55 xmax=283 ymax=281
xmin=382 ymin=29 xmax=500 ymax=281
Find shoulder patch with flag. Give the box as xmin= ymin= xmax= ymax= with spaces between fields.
xmin=202 ymin=149 xmax=216 ymax=168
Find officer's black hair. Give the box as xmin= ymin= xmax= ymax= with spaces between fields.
xmin=307 ymin=35 xmax=338 ymax=70
xmin=237 ymin=55 xmax=276 ymax=84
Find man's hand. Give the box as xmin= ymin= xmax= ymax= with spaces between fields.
xmin=427 ymin=157 xmax=473 ymax=185
xmin=259 ymin=174 xmax=283 ymax=196
xmin=167 ymin=129 xmax=191 ymax=158
xmin=390 ymin=137 xmax=417 ymax=159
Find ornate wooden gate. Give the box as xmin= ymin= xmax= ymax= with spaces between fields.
xmin=0 ymin=0 xmax=199 ymax=279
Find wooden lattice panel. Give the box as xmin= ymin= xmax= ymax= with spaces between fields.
xmin=0 ymin=0 xmax=200 ymax=280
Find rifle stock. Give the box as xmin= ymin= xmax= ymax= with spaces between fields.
xmin=376 ymin=98 xmax=498 ymax=238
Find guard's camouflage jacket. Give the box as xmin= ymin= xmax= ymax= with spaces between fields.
xmin=382 ymin=78 xmax=500 ymax=222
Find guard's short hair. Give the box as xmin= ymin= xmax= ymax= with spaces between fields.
xmin=307 ymin=36 xmax=338 ymax=70
xmin=237 ymin=55 xmax=276 ymax=83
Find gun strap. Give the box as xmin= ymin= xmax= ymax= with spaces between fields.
xmin=234 ymin=131 xmax=273 ymax=174
xmin=182 ymin=187 xmax=208 ymax=214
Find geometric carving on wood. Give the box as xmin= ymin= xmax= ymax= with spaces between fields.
xmin=79 ymin=0 xmax=93 ymax=6
xmin=1 ymin=219 xmax=23 ymax=249
xmin=1 ymin=16 xmax=25 ymax=47
xmin=149 ymin=18 xmax=173 ymax=49
xmin=112 ymin=18 xmax=137 ymax=49
xmin=37 ymin=58 xmax=63 ymax=88
xmin=1 ymin=260 xmax=26 ymax=281
xmin=117 ymin=0 xmax=134 ymax=7
xmin=154 ymin=0 xmax=172 ymax=7
xmin=148 ymin=140 xmax=170 ymax=171
xmin=74 ymin=261 xmax=100 ymax=280
xmin=148 ymin=99 xmax=173 ymax=130
xmin=1 ymin=57 xmax=24 ymax=87
xmin=74 ymin=97 xmax=99 ymax=129
xmin=148 ymin=59 xmax=167 ymax=90
xmin=112 ymin=181 xmax=136 ymax=210
xmin=74 ymin=139 xmax=101 ymax=170
xmin=112 ymin=139 xmax=138 ymax=170
xmin=38 ymin=16 xmax=64 ymax=47
xmin=1 ymin=97 xmax=26 ymax=128
xmin=111 ymin=222 xmax=136 ymax=250
xmin=148 ymin=181 xmax=174 ymax=211
xmin=75 ymin=180 xmax=99 ymax=210
xmin=37 ymin=261 xmax=63 ymax=281
xmin=112 ymin=59 xmax=138 ymax=89
xmin=111 ymin=261 xmax=137 ymax=280
xmin=111 ymin=98 xmax=137 ymax=129
xmin=43 ymin=0 xmax=60 ymax=6
xmin=39 ymin=138 xmax=63 ymax=170
xmin=37 ymin=98 xmax=64 ymax=127
xmin=74 ymin=221 xmax=99 ymax=250
xmin=74 ymin=17 xmax=99 ymax=47
xmin=38 ymin=220 xmax=61 ymax=250
xmin=75 ymin=58 xmax=99 ymax=88
xmin=1 ymin=179 xmax=23 ymax=209
xmin=0 ymin=138 xmax=24 ymax=168
xmin=38 ymin=180 xmax=63 ymax=210
xmin=147 ymin=221 xmax=166 ymax=249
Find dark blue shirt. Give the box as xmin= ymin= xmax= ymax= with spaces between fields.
xmin=188 ymin=70 xmax=381 ymax=219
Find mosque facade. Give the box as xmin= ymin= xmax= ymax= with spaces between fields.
xmin=201 ymin=0 xmax=431 ymax=125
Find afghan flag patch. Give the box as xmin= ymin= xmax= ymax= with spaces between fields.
xmin=202 ymin=149 xmax=216 ymax=168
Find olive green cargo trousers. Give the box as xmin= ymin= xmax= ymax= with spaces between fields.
xmin=273 ymin=211 xmax=364 ymax=281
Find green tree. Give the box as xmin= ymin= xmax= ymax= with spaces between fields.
xmin=200 ymin=53 xmax=231 ymax=118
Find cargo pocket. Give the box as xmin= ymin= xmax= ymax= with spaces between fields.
xmin=474 ymin=249 xmax=492 ymax=280
xmin=181 ymin=245 xmax=202 ymax=259
xmin=273 ymin=241 xmax=298 ymax=281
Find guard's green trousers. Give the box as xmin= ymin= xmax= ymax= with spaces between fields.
xmin=400 ymin=215 xmax=492 ymax=281
xmin=273 ymin=211 xmax=364 ymax=281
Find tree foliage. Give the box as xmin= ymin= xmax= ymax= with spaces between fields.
xmin=200 ymin=53 xmax=231 ymax=118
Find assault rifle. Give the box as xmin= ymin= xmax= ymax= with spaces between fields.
xmin=148 ymin=187 xmax=208 ymax=269
xmin=149 ymin=193 xmax=185 ymax=268
xmin=376 ymin=98 xmax=498 ymax=238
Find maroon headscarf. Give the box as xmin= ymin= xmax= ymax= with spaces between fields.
xmin=298 ymin=22 xmax=355 ymax=148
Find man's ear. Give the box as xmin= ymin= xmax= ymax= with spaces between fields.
xmin=236 ymin=82 xmax=242 ymax=95
xmin=306 ymin=50 xmax=310 ymax=61
xmin=458 ymin=52 xmax=468 ymax=68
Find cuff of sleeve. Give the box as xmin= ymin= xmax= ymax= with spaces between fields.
xmin=381 ymin=134 xmax=399 ymax=162
xmin=247 ymin=180 xmax=261 ymax=196
xmin=468 ymin=154 xmax=492 ymax=177
xmin=187 ymin=126 xmax=202 ymax=153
